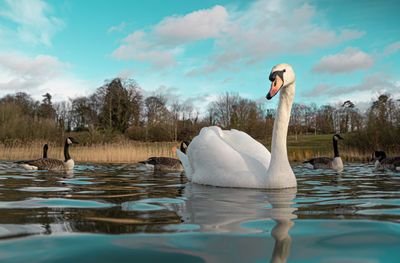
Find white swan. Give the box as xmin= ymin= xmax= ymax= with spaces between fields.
xmin=176 ymin=63 xmax=296 ymax=188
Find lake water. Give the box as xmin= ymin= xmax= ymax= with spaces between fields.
xmin=0 ymin=161 xmax=399 ymax=262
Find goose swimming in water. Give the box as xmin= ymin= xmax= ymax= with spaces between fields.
xmin=176 ymin=63 xmax=297 ymax=189
xmin=140 ymin=141 xmax=189 ymax=172
xmin=371 ymin=151 xmax=400 ymax=171
xmin=304 ymin=134 xmax=344 ymax=171
xmin=15 ymin=144 xmax=48 ymax=169
xmin=16 ymin=137 xmax=79 ymax=170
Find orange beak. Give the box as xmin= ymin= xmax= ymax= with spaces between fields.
xmin=172 ymin=147 xmax=177 ymax=152
xmin=266 ymin=75 xmax=283 ymax=100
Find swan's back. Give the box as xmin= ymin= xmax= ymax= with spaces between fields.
xmin=220 ymin=128 xmax=271 ymax=167
xmin=181 ymin=126 xmax=271 ymax=188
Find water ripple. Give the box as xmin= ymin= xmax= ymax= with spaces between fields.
xmin=0 ymin=160 xmax=399 ymax=262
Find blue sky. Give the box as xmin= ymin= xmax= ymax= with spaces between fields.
xmin=0 ymin=0 xmax=399 ymax=112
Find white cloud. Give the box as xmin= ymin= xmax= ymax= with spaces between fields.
xmin=302 ymin=72 xmax=399 ymax=100
xmin=311 ymin=47 xmax=373 ymax=74
xmin=108 ymin=22 xmax=125 ymax=33
xmin=117 ymin=67 xmax=137 ymax=79
xmin=111 ymin=31 xmax=179 ymax=69
xmin=111 ymin=0 xmax=364 ymax=73
xmin=301 ymin=83 xmax=334 ymax=97
xmin=111 ymin=5 xmax=229 ymax=69
xmin=335 ymin=72 xmax=398 ymax=94
xmin=153 ymin=5 xmax=228 ymax=45
xmin=0 ymin=52 xmax=90 ymax=101
xmin=384 ymin=41 xmax=400 ymax=56
xmin=0 ymin=0 xmax=64 ymax=46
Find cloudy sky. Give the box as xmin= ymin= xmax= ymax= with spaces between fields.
xmin=0 ymin=0 xmax=399 ymax=111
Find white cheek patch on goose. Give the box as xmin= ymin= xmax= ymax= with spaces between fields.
xmin=67 ymin=138 xmax=72 ymax=144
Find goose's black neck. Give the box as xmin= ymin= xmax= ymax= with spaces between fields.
xmin=43 ymin=146 xmax=48 ymax=159
xmin=333 ymin=137 xmax=339 ymax=157
xmin=378 ymin=151 xmax=386 ymax=161
xmin=64 ymin=140 xmax=70 ymax=161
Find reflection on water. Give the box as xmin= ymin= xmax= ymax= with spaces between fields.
xmin=179 ymin=184 xmax=297 ymax=262
xmin=0 ymin=161 xmax=399 ymax=262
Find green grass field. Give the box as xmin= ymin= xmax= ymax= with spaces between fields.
xmin=287 ymin=134 xmax=333 ymax=162
xmin=262 ymin=133 xmax=372 ymax=162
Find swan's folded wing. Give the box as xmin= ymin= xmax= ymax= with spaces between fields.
xmin=220 ymin=128 xmax=271 ymax=168
xmin=187 ymin=126 xmax=269 ymax=187
xmin=176 ymin=149 xmax=193 ymax=180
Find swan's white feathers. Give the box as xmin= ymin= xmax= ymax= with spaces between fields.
xmin=219 ymin=128 xmax=271 ymax=167
xmin=176 ymin=149 xmax=192 ymax=178
xmin=180 ymin=126 xmax=271 ymax=188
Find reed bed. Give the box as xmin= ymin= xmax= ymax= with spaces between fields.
xmin=2 ymin=141 xmax=399 ymax=164
xmin=0 ymin=141 xmax=180 ymax=163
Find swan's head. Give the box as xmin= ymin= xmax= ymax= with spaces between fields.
xmin=266 ymin=63 xmax=295 ymax=100
xmin=333 ymin=134 xmax=344 ymax=141
xmin=66 ymin=137 xmax=79 ymax=145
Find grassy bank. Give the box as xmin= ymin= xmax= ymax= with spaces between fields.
xmin=1 ymin=134 xmax=398 ymax=163
xmin=265 ymin=133 xmax=399 ymax=163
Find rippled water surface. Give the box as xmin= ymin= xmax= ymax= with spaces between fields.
xmin=0 ymin=161 xmax=399 ymax=262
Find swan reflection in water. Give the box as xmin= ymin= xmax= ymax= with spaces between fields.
xmin=175 ymin=183 xmax=297 ymax=262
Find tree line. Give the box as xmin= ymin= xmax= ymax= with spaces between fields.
xmin=0 ymin=77 xmax=399 ymax=152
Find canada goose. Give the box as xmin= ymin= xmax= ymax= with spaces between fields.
xmin=14 ymin=144 xmax=48 ymax=169
xmin=43 ymin=144 xmax=48 ymax=158
xmin=140 ymin=141 xmax=189 ymax=172
xmin=16 ymin=137 xmax=79 ymax=170
xmin=371 ymin=151 xmax=400 ymax=171
xmin=176 ymin=63 xmax=297 ymax=188
xmin=304 ymin=134 xmax=344 ymax=171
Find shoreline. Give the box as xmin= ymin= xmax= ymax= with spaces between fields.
xmin=0 ymin=142 xmax=180 ymax=164
xmin=1 ymin=142 xmax=390 ymax=164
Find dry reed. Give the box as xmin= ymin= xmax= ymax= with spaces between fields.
xmin=0 ymin=141 xmax=180 ymax=163
xmin=2 ymin=141 xmax=399 ymax=164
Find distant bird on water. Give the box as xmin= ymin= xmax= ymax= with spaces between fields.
xmin=16 ymin=137 xmax=79 ymax=170
xmin=304 ymin=134 xmax=344 ymax=171
xmin=371 ymin=151 xmax=400 ymax=171
xmin=140 ymin=141 xmax=189 ymax=172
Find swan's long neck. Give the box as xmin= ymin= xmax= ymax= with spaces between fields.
xmin=333 ymin=138 xmax=339 ymax=157
xmin=265 ymin=82 xmax=296 ymax=188
xmin=64 ymin=140 xmax=71 ymax=162
xmin=270 ymin=83 xmax=295 ymax=168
